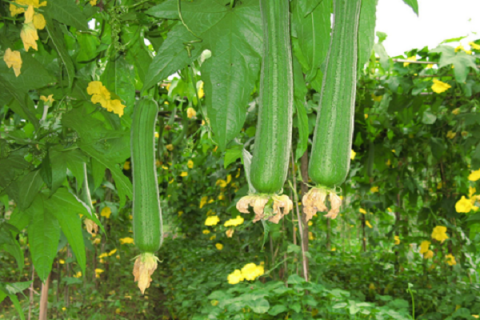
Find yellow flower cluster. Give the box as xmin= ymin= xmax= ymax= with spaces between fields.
xmin=119 ymin=237 xmax=134 ymax=244
xmin=187 ymin=107 xmax=196 ymax=119
xmin=205 ymin=216 xmax=220 ymax=226
xmin=469 ymin=168 xmax=480 ymax=182
xmin=87 ymin=81 xmax=126 ymax=117
xmin=3 ymin=49 xmax=22 ymax=77
xmin=445 ymin=253 xmax=456 ymax=266
xmin=101 ymin=206 xmax=112 ymax=219
xmin=431 ymin=79 xmax=451 ymax=94
xmin=431 ymin=226 xmax=448 ymax=243
xmin=419 ymin=240 xmax=434 ymax=259
xmin=224 ymin=215 xmax=244 ymax=227
xmin=227 ymin=263 xmax=264 ymax=285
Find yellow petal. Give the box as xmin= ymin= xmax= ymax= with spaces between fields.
xmin=3 ymin=48 xmax=22 ymax=77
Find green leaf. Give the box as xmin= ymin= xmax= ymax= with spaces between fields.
xmin=147 ymin=0 xmax=263 ymax=149
xmin=0 ymin=150 xmax=30 ymax=195
xmin=293 ymin=56 xmax=309 ymax=161
xmin=247 ymin=297 xmax=270 ymax=314
xmin=224 ymin=145 xmax=243 ymax=169
xmin=44 ymin=0 xmax=89 ymax=31
xmin=0 ymin=83 xmax=39 ymax=130
xmin=45 ymin=19 xmax=76 ymax=89
xmin=91 ymin=158 xmax=106 ymax=192
xmin=44 ymin=189 xmax=87 ymax=275
xmin=49 ymin=146 xmax=87 ymax=192
xmin=292 ymin=0 xmax=331 ymax=80
xmin=430 ymin=46 xmax=478 ymax=83
xmin=101 ymin=55 xmax=136 ymax=112
xmin=287 ymin=273 xmax=306 ymax=285
xmin=421 ymin=110 xmax=437 ymax=124
xmin=268 ymin=304 xmax=288 ymax=316
xmin=358 ymin=0 xmax=378 ymax=70
xmin=18 ymin=170 xmax=44 ymax=211
xmin=8 ymin=293 xmax=25 ymax=320
xmin=76 ymin=33 xmax=100 ymax=62
xmin=27 ymin=196 xmax=60 ymax=282
xmin=0 ymin=52 xmax=55 ymax=92
xmin=402 ymin=0 xmax=419 ymax=15
xmin=142 ymin=24 xmax=201 ymax=90
xmin=79 ymin=144 xmax=132 ymax=207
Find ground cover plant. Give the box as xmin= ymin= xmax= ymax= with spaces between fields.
xmin=1 ymin=0 xmax=480 ymax=319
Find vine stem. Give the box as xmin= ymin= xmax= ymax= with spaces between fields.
xmin=289 ymin=151 xmax=309 ymax=282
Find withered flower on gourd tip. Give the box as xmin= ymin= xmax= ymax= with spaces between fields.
xmin=133 ymin=253 xmax=159 ymax=294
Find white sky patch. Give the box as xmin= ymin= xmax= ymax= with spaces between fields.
xmin=376 ymin=0 xmax=480 ymax=57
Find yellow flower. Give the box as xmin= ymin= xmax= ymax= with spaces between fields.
xmin=92 ymin=237 xmax=101 ymax=245
xmin=431 ymin=226 xmax=449 ymax=243
xmin=73 ymin=271 xmax=82 ymax=278
xmin=123 ymin=161 xmax=130 ymax=170
xmin=178 ymin=211 xmax=183 ymax=217
xmin=3 ymin=48 xmax=22 ymax=77
xmin=227 ymin=269 xmax=244 ymax=285
xmin=155 ymin=159 xmax=161 ymax=167
xmin=90 ymin=0 xmax=97 ymax=5
xmin=419 ymin=240 xmax=430 ymax=255
xmin=21 ymin=7 xmax=39 ymax=52
xmin=202 ymin=229 xmax=210 ymax=234
xmin=403 ymin=55 xmax=416 ymax=67
xmin=95 ymin=268 xmax=104 ymax=278
xmin=101 ymin=206 xmax=112 ymax=219
xmin=308 ymin=232 xmax=314 ymax=240
xmin=105 ymin=99 xmax=126 ymax=117
xmin=369 ymin=283 xmax=376 ymax=290
xmin=364 ymin=114 xmax=369 ymax=119
xmin=10 ymin=0 xmax=47 ymax=16
xmin=451 ymin=108 xmax=460 ymax=115
xmin=199 ymin=196 xmax=208 ymax=209
xmin=386 ymin=159 xmax=391 ymax=166
xmin=216 ymin=179 xmax=227 ymax=188
xmin=446 ymin=131 xmax=456 ymax=139
xmin=198 ymin=81 xmax=205 ymax=99
xmin=431 ymin=79 xmax=451 ymax=94
xmin=226 ymin=229 xmax=234 ymax=238
xmin=218 ymin=193 xmax=225 ymax=200
xmin=33 ymin=12 xmax=46 ymax=30
xmin=469 ymin=41 xmax=480 ymax=50
xmin=205 ymin=216 xmax=220 ymax=226
xmin=370 ymin=186 xmax=379 ymax=193
xmin=456 ymin=196 xmax=473 ymax=213
xmin=445 ymin=253 xmax=456 ymax=266
xmin=59 ymin=259 xmax=65 ymax=264
xmin=394 ymin=236 xmax=400 ymax=245
xmin=166 ymin=144 xmax=174 ymax=151
xmin=119 ymin=237 xmax=134 ymax=244
xmin=180 ymin=172 xmax=188 ymax=177
xmin=226 ymin=174 xmax=232 ymax=184
xmin=331 ymin=247 xmax=336 ymax=251
xmin=426 ymin=63 xmax=434 ymax=69
xmin=366 ymin=221 xmax=373 ymax=228
xmin=108 ymin=249 xmax=117 ymax=256
xmin=455 ymin=44 xmax=465 ymax=52
xmin=98 ymin=252 xmax=108 ymax=259
xmin=187 ymin=160 xmax=194 ymax=168
xmin=371 ymin=94 xmax=383 ymax=102
xmin=241 ymin=263 xmax=264 ymax=281
xmin=224 ymin=215 xmax=244 ymax=227
xmin=215 ymin=243 xmax=223 ymax=250
xmin=187 ymin=107 xmax=196 ymax=119
xmin=40 ymin=94 xmax=54 ymax=105
xmin=209 ymin=235 xmax=216 ymax=240
xmin=424 ymin=250 xmax=434 ymax=259
xmin=468 ymin=169 xmax=480 ymax=181
xmin=351 ymin=149 xmax=356 ymax=160
xmin=359 ymin=208 xmax=366 ymax=214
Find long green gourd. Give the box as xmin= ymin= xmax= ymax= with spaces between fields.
xmin=131 ymin=97 xmax=162 ymax=294
xmin=250 ymin=0 xmax=293 ymax=194
xmin=308 ymin=0 xmax=362 ymax=188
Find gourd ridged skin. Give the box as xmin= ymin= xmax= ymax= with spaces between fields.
xmin=131 ymin=97 xmax=163 ymax=253
xmin=308 ymin=0 xmax=361 ymax=188
xmin=250 ymin=0 xmax=293 ymax=194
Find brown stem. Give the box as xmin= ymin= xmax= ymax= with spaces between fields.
xmin=291 ymin=151 xmax=308 ymax=282
xmin=39 ymin=274 xmax=50 ymax=320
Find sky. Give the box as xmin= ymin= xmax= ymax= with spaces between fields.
xmin=376 ymin=0 xmax=480 ymax=57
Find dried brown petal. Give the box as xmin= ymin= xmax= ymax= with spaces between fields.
xmin=269 ymin=195 xmax=293 ymax=224
xmin=133 ymin=253 xmax=158 ymax=294
xmin=226 ymin=229 xmax=234 ymax=238
xmin=84 ymin=218 xmax=98 ymax=236
xmin=324 ymin=192 xmax=342 ymax=219
xmin=302 ymin=188 xmax=328 ymax=221
xmin=236 ymin=196 xmax=255 ymax=214
xmin=252 ymin=197 xmax=268 ymax=222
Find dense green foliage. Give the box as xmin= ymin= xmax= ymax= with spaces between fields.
xmin=2 ymin=0 xmax=480 ymax=319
